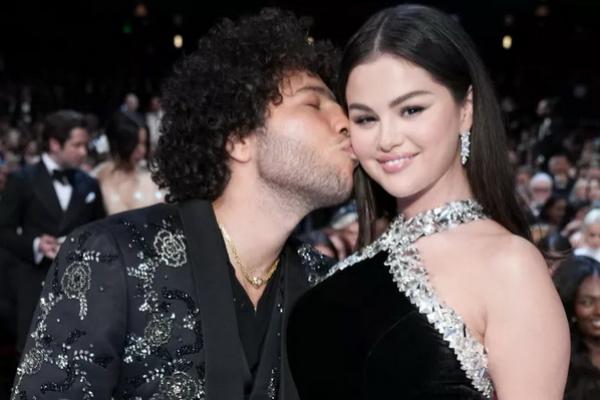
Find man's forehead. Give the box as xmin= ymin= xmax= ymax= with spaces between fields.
xmin=68 ymin=127 xmax=89 ymax=141
xmin=280 ymin=72 xmax=334 ymax=99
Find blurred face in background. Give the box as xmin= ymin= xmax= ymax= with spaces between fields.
xmin=23 ymin=140 xmax=40 ymax=165
xmin=531 ymin=180 xmax=553 ymax=205
xmin=516 ymin=169 xmax=532 ymax=188
xmin=546 ymin=198 xmax=567 ymax=226
xmin=588 ymin=165 xmax=600 ymax=181
xmin=129 ymin=128 xmax=148 ymax=166
xmin=584 ymin=223 xmax=600 ymax=250
xmin=125 ymin=94 xmax=139 ymax=113
xmin=549 ymin=155 xmax=571 ymax=177
xmin=149 ymin=97 xmax=162 ymax=112
xmin=575 ymin=206 xmax=591 ymax=222
xmin=573 ymin=179 xmax=590 ymax=202
xmin=49 ymin=127 xmax=89 ymax=169
xmin=536 ymin=98 xmax=552 ymax=117
xmin=575 ymin=274 xmax=600 ymax=342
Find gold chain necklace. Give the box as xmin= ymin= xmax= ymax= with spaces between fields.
xmin=218 ymin=223 xmax=279 ymax=289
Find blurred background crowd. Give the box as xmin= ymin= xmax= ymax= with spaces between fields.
xmin=1 ymin=0 xmax=600 ymax=398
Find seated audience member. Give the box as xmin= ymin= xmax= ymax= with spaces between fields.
xmin=538 ymin=232 xmax=573 ymax=275
xmin=564 ymin=203 xmax=592 ymax=248
xmin=554 ymin=256 xmax=600 ymax=399
xmin=570 ymin=179 xmax=591 ymax=208
xmin=549 ymin=154 xmax=575 ymax=197
xmin=539 ymin=195 xmax=569 ymax=232
xmin=529 ymin=172 xmax=554 ymax=217
xmin=575 ymin=209 xmax=600 ymax=262
xmin=92 ymin=112 xmax=163 ymax=214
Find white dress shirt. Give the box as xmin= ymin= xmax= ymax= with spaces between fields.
xmin=33 ymin=153 xmax=73 ymax=263
xmin=574 ymin=247 xmax=600 ymax=263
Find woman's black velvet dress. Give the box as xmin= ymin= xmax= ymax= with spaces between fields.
xmin=287 ymin=200 xmax=495 ymax=400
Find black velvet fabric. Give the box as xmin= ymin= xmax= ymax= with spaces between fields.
xmin=287 ymin=251 xmax=488 ymax=400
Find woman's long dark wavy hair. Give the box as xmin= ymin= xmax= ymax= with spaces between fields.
xmin=338 ymin=4 xmax=531 ymax=245
xmin=105 ymin=111 xmax=148 ymax=169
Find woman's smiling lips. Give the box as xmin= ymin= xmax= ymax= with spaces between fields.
xmin=377 ymin=152 xmax=419 ymax=173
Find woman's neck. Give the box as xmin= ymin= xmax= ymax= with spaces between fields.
xmin=396 ymin=162 xmax=473 ymax=218
xmin=584 ymin=335 xmax=600 ymax=352
xmin=397 ymin=184 xmax=474 ymax=219
xmin=584 ymin=336 xmax=600 ymax=369
xmin=112 ymin=158 xmax=136 ymax=173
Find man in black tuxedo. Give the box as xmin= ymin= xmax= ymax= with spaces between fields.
xmin=0 ymin=110 xmax=106 ymax=352
xmin=11 ymin=9 xmax=354 ymax=400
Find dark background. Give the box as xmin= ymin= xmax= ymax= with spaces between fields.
xmin=1 ymin=0 xmax=599 ymax=124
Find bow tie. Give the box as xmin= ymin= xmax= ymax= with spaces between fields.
xmin=51 ymin=169 xmax=73 ymax=186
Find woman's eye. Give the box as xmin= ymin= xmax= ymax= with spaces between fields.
xmin=306 ymin=103 xmax=320 ymax=109
xmin=401 ymin=105 xmax=425 ymax=117
xmin=578 ymin=299 xmax=594 ymax=307
xmin=352 ymin=115 xmax=377 ymax=126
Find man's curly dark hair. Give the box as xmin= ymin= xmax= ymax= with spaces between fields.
xmin=152 ymin=8 xmax=340 ymax=203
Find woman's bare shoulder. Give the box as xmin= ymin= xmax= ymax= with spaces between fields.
xmin=464 ymin=220 xmax=546 ymax=278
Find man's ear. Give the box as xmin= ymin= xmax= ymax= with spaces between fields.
xmin=226 ymin=133 xmax=255 ymax=163
xmin=48 ymin=137 xmax=62 ymax=153
xmin=460 ymin=85 xmax=474 ymax=133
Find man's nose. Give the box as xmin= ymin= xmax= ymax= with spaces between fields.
xmin=332 ymin=112 xmax=349 ymax=138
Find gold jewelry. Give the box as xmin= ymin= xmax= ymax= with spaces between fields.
xmin=217 ymin=223 xmax=279 ymax=289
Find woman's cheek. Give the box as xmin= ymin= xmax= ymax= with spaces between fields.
xmin=350 ymin=132 xmax=374 ymax=161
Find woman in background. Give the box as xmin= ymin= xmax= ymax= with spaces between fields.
xmin=554 ymin=255 xmax=600 ymax=399
xmin=93 ymin=112 xmax=163 ymax=214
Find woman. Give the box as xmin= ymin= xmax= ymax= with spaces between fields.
xmin=287 ymin=5 xmax=569 ymax=399
xmin=93 ymin=112 xmax=163 ymax=214
xmin=538 ymin=232 xmax=573 ymax=275
xmin=539 ymin=194 xmax=570 ymax=232
xmin=554 ymin=256 xmax=600 ymax=399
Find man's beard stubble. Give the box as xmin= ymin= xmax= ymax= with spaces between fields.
xmin=256 ymin=133 xmax=352 ymax=212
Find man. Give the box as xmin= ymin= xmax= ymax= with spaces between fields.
xmin=528 ymin=172 xmax=554 ymax=218
xmin=547 ymin=154 xmax=575 ymax=197
xmin=0 ymin=110 xmax=106 ymax=354
xmin=12 ymin=9 xmax=354 ymax=400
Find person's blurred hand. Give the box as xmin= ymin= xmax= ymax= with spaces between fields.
xmin=38 ymin=234 xmax=60 ymax=260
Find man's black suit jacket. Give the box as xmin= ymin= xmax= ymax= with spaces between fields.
xmin=0 ymin=160 xmax=106 ymax=263
xmin=11 ymin=200 xmax=332 ymax=400
xmin=0 ymin=160 xmax=106 ymax=350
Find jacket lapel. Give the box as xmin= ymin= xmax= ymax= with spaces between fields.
xmin=178 ymin=199 xmax=250 ymax=400
xmin=32 ymin=161 xmax=63 ymax=223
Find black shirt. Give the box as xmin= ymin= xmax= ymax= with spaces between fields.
xmin=228 ymin=261 xmax=281 ymax=382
